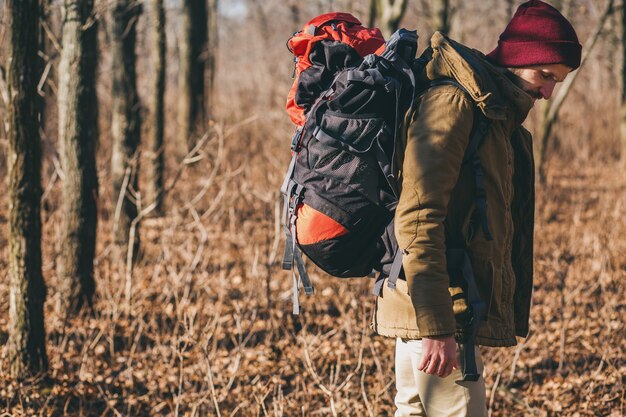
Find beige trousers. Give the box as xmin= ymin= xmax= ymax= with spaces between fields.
xmin=394 ymin=338 xmax=487 ymax=417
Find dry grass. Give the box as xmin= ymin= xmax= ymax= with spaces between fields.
xmin=0 ymin=117 xmax=624 ymax=415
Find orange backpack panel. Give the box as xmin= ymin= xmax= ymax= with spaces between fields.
xmin=285 ymin=12 xmax=386 ymax=126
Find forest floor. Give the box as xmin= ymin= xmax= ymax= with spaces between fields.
xmin=0 ymin=123 xmax=624 ymax=416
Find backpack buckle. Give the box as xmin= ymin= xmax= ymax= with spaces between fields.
xmin=291 ymin=128 xmax=303 ymax=152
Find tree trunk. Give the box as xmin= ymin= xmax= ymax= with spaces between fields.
xmin=110 ymin=0 xmax=142 ymax=245
xmin=57 ymin=0 xmax=99 ymax=315
xmin=621 ymin=0 xmax=626 ymax=165
xmin=146 ymin=0 xmax=165 ymax=216
xmin=537 ymin=0 xmax=614 ymax=182
xmin=375 ymin=0 xmax=408 ymax=38
xmin=431 ymin=0 xmax=450 ymax=34
xmin=368 ymin=0 xmax=377 ymax=28
xmin=38 ymin=0 xmax=53 ymax=138
xmin=178 ymin=0 xmax=207 ymax=152
xmin=6 ymin=0 xmax=48 ymax=379
xmin=206 ymin=0 xmax=218 ymax=120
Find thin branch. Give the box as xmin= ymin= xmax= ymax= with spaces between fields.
xmin=0 ymin=66 xmax=8 ymax=105
xmin=41 ymin=19 xmax=61 ymax=55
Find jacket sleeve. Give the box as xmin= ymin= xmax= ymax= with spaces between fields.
xmin=395 ymin=86 xmax=475 ymax=337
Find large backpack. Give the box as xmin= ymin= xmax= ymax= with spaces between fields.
xmin=281 ymin=13 xmax=417 ymax=312
xmin=281 ymin=13 xmax=492 ymax=315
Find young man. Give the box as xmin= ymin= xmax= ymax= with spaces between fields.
xmin=371 ymin=1 xmax=581 ymax=415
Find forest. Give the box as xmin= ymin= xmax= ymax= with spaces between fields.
xmin=0 ymin=0 xmax=624 ymax=415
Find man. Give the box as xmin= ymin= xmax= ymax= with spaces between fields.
xmin=371 ymin=1 xmax=581 ymax=415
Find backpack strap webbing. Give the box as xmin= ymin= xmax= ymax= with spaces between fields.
xmin=372 ymin=247 xmax=404 ymax=296
xmin=446 ymin=247 xmax=487 ymax=382
xmin=281 ymin=176 xmax=314 ymax=315
xmin=464 ymin=111 xmax=493 ymax=242
xmin=280 ymin=127 xmax=304 ymax=271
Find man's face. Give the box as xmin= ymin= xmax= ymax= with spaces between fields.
xmin=508 ymin=63 xmax=572 ymax=102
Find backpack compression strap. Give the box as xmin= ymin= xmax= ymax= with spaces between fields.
xmin=463 ymin=111 xmax=493 ymax=241
xmin=282 ymin=182 xmax=314 ymax=315
xmin=446 ymin=247 xmax=487 ymax=382
xmin=280 ymin=128 xmax=314 ymax=315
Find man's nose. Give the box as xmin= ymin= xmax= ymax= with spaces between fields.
xmin=540 ymin=81 xmax=556 ymax=99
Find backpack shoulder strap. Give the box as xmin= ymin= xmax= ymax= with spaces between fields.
xmin=419 ymin=78 xmax=493 ymax=241
xmin=465 ymin=110 xmax=493 ymax=241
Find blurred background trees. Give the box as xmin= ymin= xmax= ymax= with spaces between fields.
xmin=374 ymin=0 xmax=409 ymax=37
xmin=431 ymin=0 xmax=450 ymax=34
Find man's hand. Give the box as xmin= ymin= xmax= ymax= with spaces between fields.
xmin=418 ymin=336 xmax=458 ymax=378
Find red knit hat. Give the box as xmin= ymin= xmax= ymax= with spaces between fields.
xmin=487 ymin=0 xmax=581 ymax=69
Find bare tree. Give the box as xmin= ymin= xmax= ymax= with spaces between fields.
xmin=537 ymin=0 xmax=615 ymax=182
xmin=6 ymin=0 xmax=48 ymax=379
xmin=146 ymin=0 xmax=166 ymax=216
xmin=206 ymin=0 xmax=218 ymax=120
xmin=375 ymin=0 xmax=408 ymax=38
xmin=38 ymin=0 xmax=54 ymax=135
xmin=431 ymin=0 xmax=450 ymax=34
xmin=622 ymin=0 xmax=626 ymax=165
xmin=57 ymin=0 xmax=99 ymax=315
xmin=110 ymin=0 xmax=142 ymax=244
xmin=369 ymin=0 xmax=377 ymax=28
xmin=178 ymin=0 xmax=207 ymax=152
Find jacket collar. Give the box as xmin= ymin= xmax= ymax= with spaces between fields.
xmin=424 ymin=32 xmax=534 ymax=124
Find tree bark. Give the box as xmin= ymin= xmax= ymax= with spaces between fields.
xmin=146 ymin=0 xmax=165 ymax=216
xmin=375 ymin=0 xmax=408 ymax=39
xmin=6 ymin=0 xmax=48 ymax=379
xmin=38 ymin=0 xmax=53 ymax=136
xmin=110 ymin=0 xmax=142 ymax=245
xmin=206 ymin=0 xmax=218 ymax=120
xmin=621 ymin=0 xmax=626 ymax=165
xmin=57 ymin=0 xmax=99 ymax=315
xmin=178 ymin=0 xmax=207 ymax=152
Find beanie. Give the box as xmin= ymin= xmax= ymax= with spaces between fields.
xmin=486 ymin=0 xmax=581 ymax=69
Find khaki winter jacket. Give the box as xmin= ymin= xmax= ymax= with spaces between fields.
xmin=371 ymin=33 xmax=535 ymax=347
